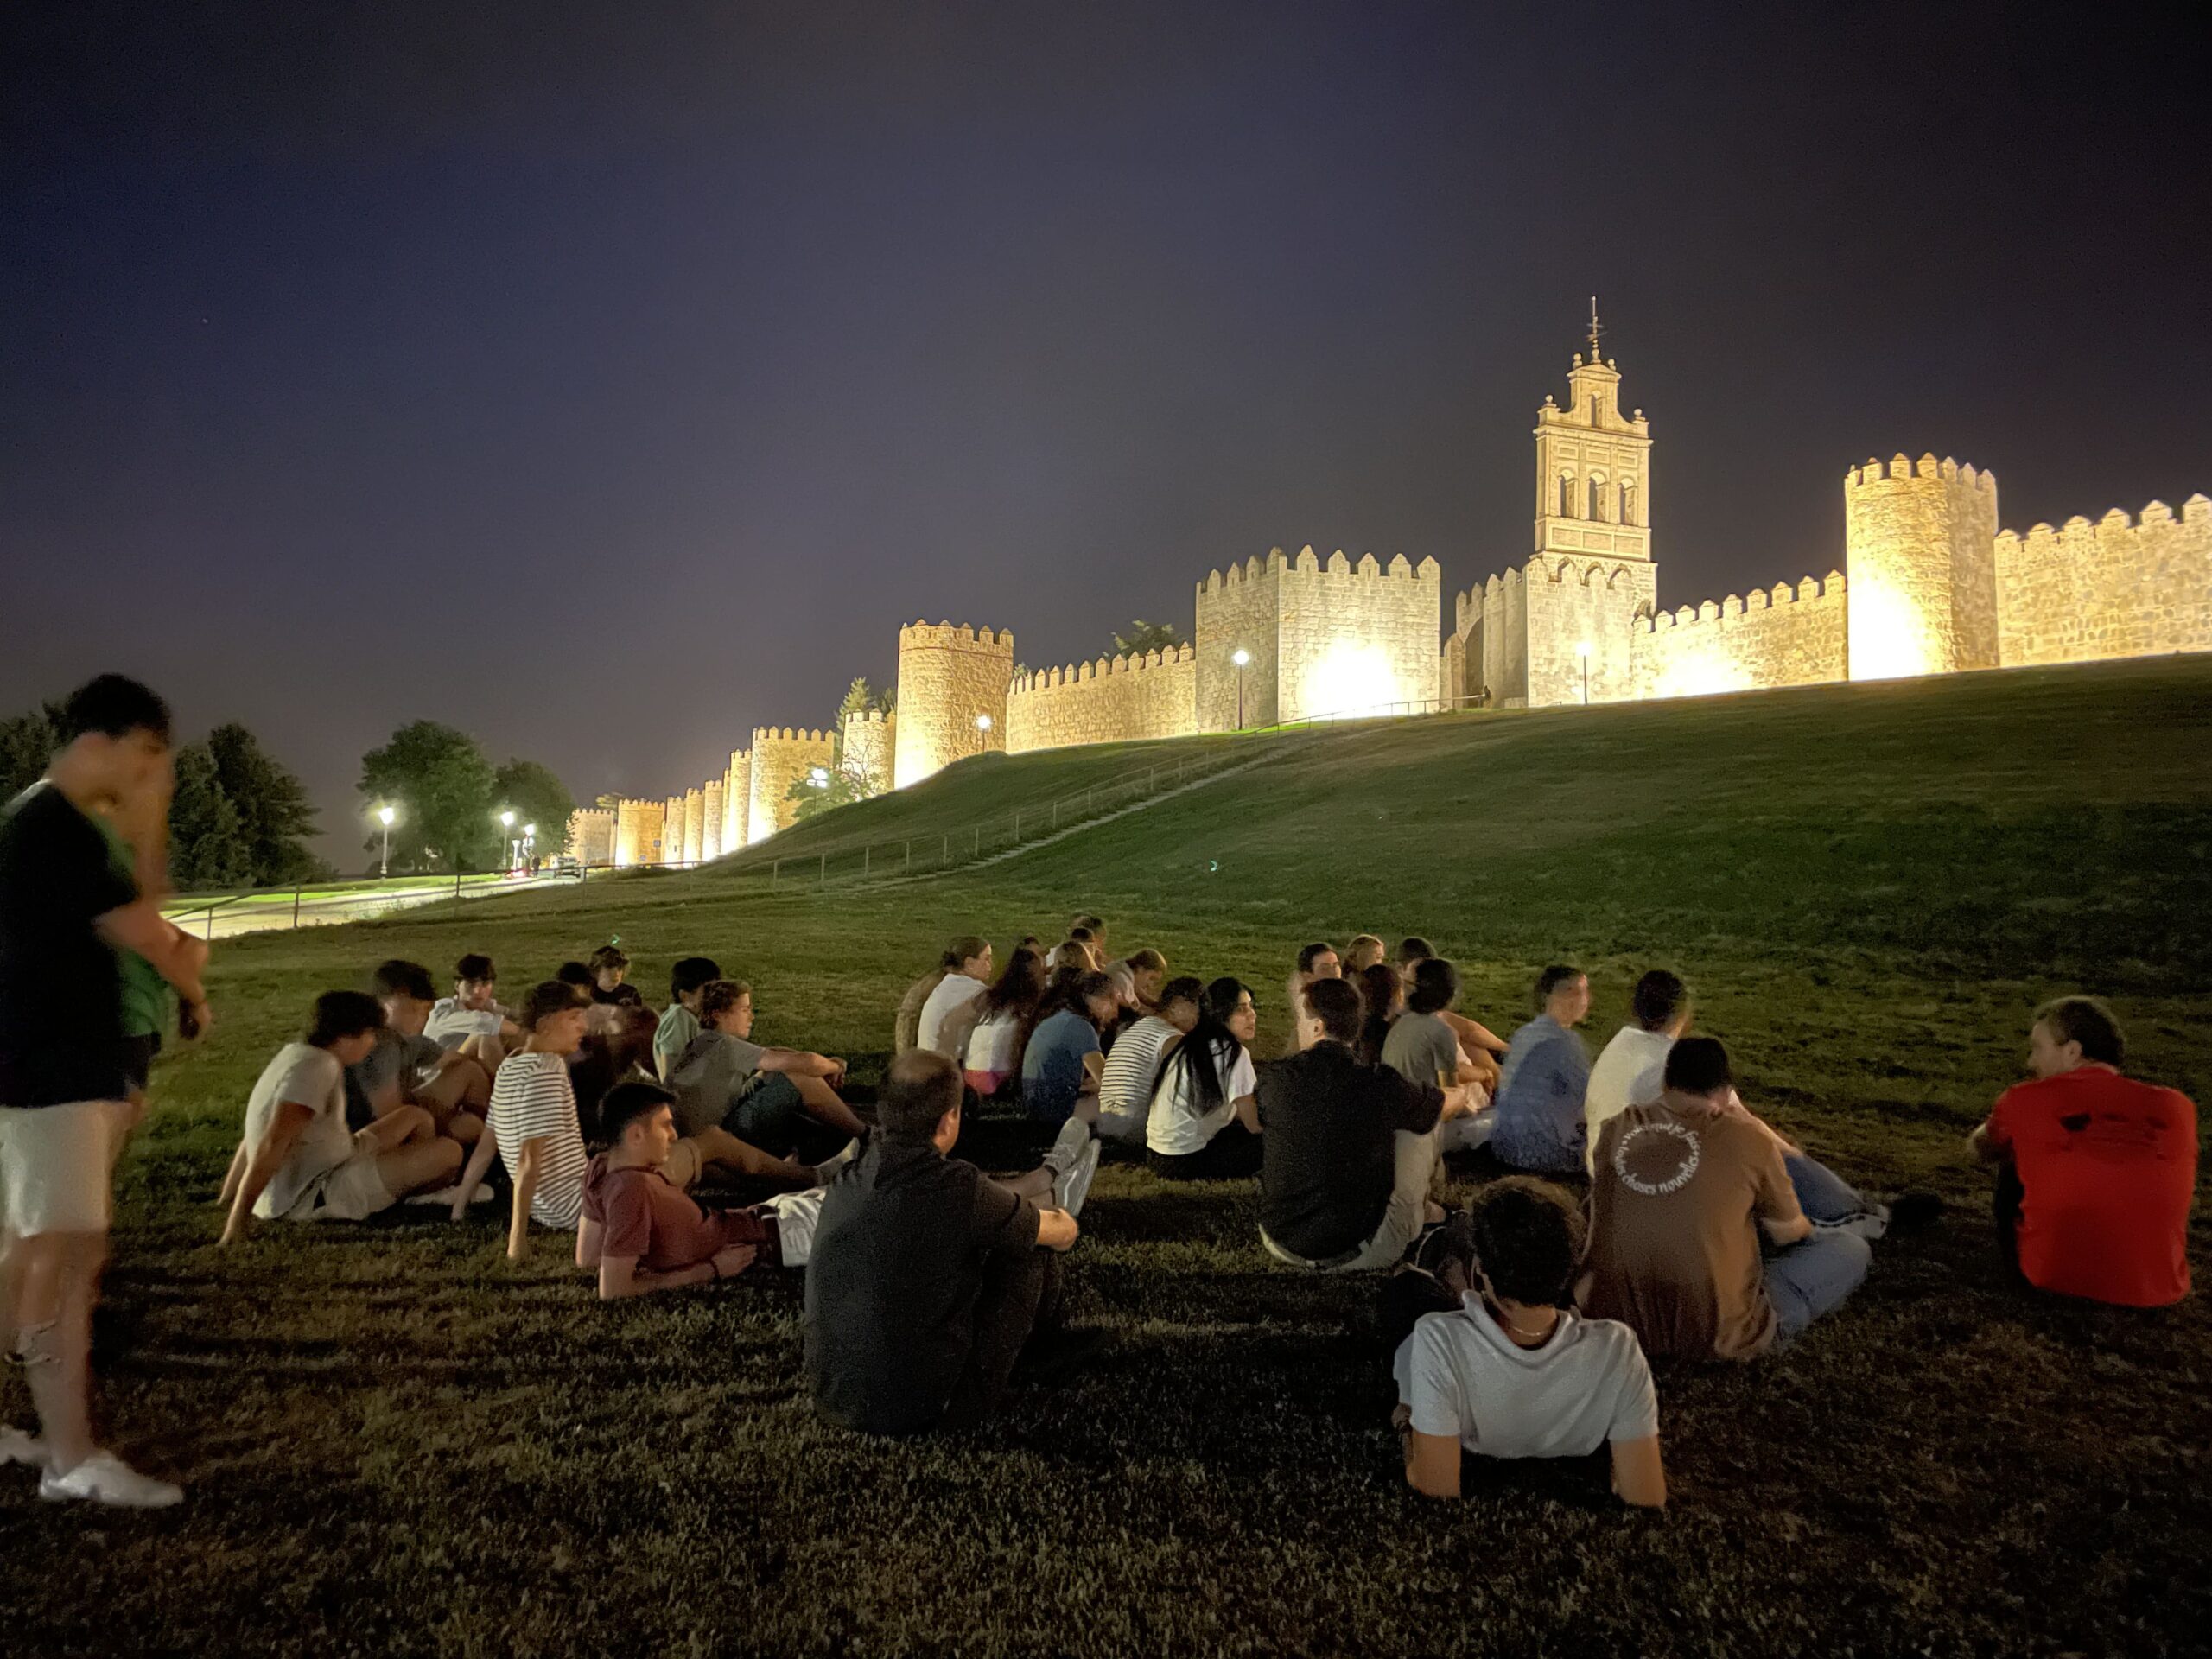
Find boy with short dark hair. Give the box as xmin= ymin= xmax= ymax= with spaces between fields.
xmin=346 ymin=959 xmax=491 ymax=1141
xmin=577 ymin=1081 xmax=781 ymax=1300
xmin=424 ymin=953 xmax=516 ymax=1057
xmin=668 ymin=979 xmax=865 ymax=1156
xmin=654 ymin=956 xmax=723 ymax=1081
xmin=588 ymin=944 xmax=644 ymax=1008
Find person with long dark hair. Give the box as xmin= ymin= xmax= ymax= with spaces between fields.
xmin=962 ymin=947 xmax=1046 ymax=1099
xmin=1353 ymin=963 xmax=1403 ymax=1067
xmin=1146 ymin=977 xmax=1263 ymax=1179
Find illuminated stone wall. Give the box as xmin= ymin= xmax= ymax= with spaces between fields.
xmin=841 ymin=709 xmax=896 ymax=791
xmin=1630 ymin=574 xmax=1848 ymax=699
xmin=1194 ymin=547 xmax=1440 ymax=729
xmin=699 ymin=779 xmax=724 ymax=861
xmin=564 ymin=806 xmax=614 ymax=867
xmin=723 ymin=749 xmax=750 ymax=852
xmin=1845 ymin=454 xmax=2000 ymax=681
xmin=1995 ymin=494 xmax=2212 ymax=667
xmin=683 ymin=786 xmax=708 ymax=863
xmin=1007 ymin=645 xmax=1198 ymax=752
xmin=612 ymin=798 xmax=664 ymax=868
xmin=748 ymin=726 xmax=836 ymax=844
xmin=1522 ymin=554 xmax=1659 ymax=707
xmin=1193 ymin=553 xmax=1285 ymax=728
xmin=893 ymin=623 xmax=1013 ymax=787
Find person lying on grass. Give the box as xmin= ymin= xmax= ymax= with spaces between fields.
xmin=1967 ymin=995 xmax=2196 ymax=1307
xmin=454 ymin=980 xmax=592 ymax=1258
xmin=1394 ymin=1179 xmax=1666 ymax=1510
xmin=346 ymin=958 xmax=491 ymax=1143
xmin=220 ymin=991 xmax=466 ymax=1243
xmin=667 ymin=979 xmax=866 ymax=1160
xmin=576 ymin=1080 xmax=785 ymax=1299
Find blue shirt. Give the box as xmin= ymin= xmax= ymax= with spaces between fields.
xmin=1020 ymin=1009 xmax=1100 ymax=1126
xmin=1491 ymin=1014 xmax=1592 ymax=1173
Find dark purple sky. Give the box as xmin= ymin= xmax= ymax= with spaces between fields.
xmin=6 ymin=3 xmax=2207 ymax=862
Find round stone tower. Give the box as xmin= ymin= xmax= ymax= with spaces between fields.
xmin=893 ymin=622 xmax=1013 ymax=789
xmin=1845 ymin=453 xmax=2000 ymax=681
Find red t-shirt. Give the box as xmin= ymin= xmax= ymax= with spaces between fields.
xmin=582 ymin=1154 xmax=760 ymax=1274
xmin=1986 ymin=1067 xmax=2197 ymax=1307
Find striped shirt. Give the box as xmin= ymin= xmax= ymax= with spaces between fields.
xmin=489 ymin=1052 xmax=589 ymax=1229
xmin=1096 ymin=1015 xmax=1180 ymax=1145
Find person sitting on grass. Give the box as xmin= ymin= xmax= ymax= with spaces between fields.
xmin=346 ymin=959 xmax=491 ymax=1142
xmin=1344 ymin=934 xmax=1389 ymax=974
xmin=961 ymin=946 xmax=1047 ymax=1101
xmin=894 ymin=946 xmax=957 ymax=1054
xmin=1583 ymin=1036 xmax=1884 ymax=1361
xmin=1353 ymin=962 xmax=1403 ymax=1067
xmin=424 ymin=952 xmax=518 ymax=1059
xmin=219 ymin=991 xmax=466 ymax=1243
xmin=1284 ymin=940 xmax=1343 ymax=1054
xmin=453 ymin=980 xmax=592 ymax=1258
xmin=917 ymin=935 xmax=994 ymax=1058
xmin=1071 ymin=913 xmax=1108 ymax=954
xmin=588 ymin=943 xmax=645 ymax=1009
xmin=1019 ymin=969 xmax=1120 ymax=1128
xmin=1384 ymin=958 xmax=1497 ymax=1153
xmin=1147 ymin=977 xmax=1265 ymax=1179
xmin=804 ymin=1051 xmax=1084 ymax=1435
xmin=1967 ymin=996 xmax=2196 ymax=1307
xmin=1394 ymin=1179 xmax=1665 ymax=1510
xmin=1582 ymin=969 xmax=1691 ymax=1172
xmin=1257 ymin=978 xmax=1478 ymax=1273
xmin=1398 ymin=938 xmax=1507 ymax=1089
xmin=575 ymin=1080 xmax=782 ymax=1299
xmin=1491 ymin=965 xmax=1594 ymax=1173
xmin=1096 ymin=975 xmax=1204 ymax=1147
xmin=653 ymin=956 xmax=723 ymax=1082
xmin=668 ymin=979 xmax=866 ymax=1158
xmin=1109 ymin=947 xmax=1167 ymax=1015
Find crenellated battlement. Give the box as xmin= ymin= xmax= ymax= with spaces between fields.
xmin=899 ymin=620 xmax=1012 ymax=649
xmin=1635 ymin=571 xmax=1846 ymax=635
xmin=1845 ymin=452 xmax=1997 ymax=495
xmin=1198 ymin=545 xmax=1438 ymax=594
xmin=844 ymin=709 xmax=892 ymax=727
xmin=1999 ymin=493 xmax=2212 ymax=549
xmin=751 ymin=726 xmax=832 ymax=745
xmin=1011 ymin=643 xmax=1196 ymax=696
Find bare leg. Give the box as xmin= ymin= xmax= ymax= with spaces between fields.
xmin=457 ymin=1033 xmax=506 ymax=1073
xmin=414 ymin=1061 xmax=489 ymax=1142
xmin=792 ymin=1075 xmax=868 ymax=1140
xmin=10 ymin=1231 xmax=104 ymax=1471
xmin=376 ymin=1135 xmax=464 ymax=1198
xmin=449 ymin=1122 xmax=500 ymax=1221
xmin=683 ymin=1128 xmax=811 ymax=1189
xmin=217 ymin=1137 xmax=250 ymax=1206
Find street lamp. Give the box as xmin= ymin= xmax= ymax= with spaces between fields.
xmin=376 ymin=804 xmax=396 ymax=879
xmin=1576 ymin=640 xmax=1592 ymax=705
xmin=523 ymin=823 xmax=537 ymax=870
xmin=809 ymin=767 xmax=830 ymax=787
xmin=975 ymin=712 xmax=994 ymax=755
xmin=498 ymin=809 xmax=517 ymax=870
xmin=1231 ymin=648 xmax=1250 ymax=729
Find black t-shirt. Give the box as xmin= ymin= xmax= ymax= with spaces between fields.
xmin=0 ymin=785 xmax=137 ymax=1107
xmin=1255 ymin=1041 xmax=1445 ymax=1261
xmin=592 ymin=982 xmax=645 ymax=1010
xmin=804 ymin=1135 xmax=1041 ymax=1434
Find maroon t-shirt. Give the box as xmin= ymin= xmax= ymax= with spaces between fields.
xmin=582 ymin=1154 xmax=766 ymax=1273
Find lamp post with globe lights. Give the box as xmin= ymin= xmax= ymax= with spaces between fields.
xmin=1231 ymin=648 xmax=1251 ymax=728
xmin=376 ymin=804 xmax=396 ymax=879
xmin=974 ymin=712 xmax=994 ymax=756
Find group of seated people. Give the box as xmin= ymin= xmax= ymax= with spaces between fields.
xmin=219 ymin=916 xmax=2198 ymax=1509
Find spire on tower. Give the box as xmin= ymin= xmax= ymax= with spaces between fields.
xmin=1586 ymin=296 xmax=1605 ymax=362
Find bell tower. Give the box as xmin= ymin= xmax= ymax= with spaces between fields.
xmin=1532 ymin=299 xmax=1653 ymax=566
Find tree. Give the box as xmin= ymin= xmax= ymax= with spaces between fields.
xmin=0 ymin=705 xmax=59 ymax=802
xmin=168 ymin=744 xmax=251 ymax=890
xmin=836 ymin=677 xmax=880 ymax=724
xmin=1112 ymin=619 xmax=1184 ymax=658
xmin=206 ymin=722 xmax=323 ymax=884
xmin=359 ymin=722 xmax=499 ymax=873
xmin=785 ymin=755 xmax=883 ymax=823
xmin=491 ymin=759 xmax=575 ymax=861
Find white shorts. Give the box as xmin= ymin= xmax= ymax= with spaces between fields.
xmin=0 ymin=1100 xmax=128 ymax=1236
xmin=298 ymin=1150 xmax=396 ymax=1223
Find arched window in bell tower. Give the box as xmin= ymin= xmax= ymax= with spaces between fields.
xmin=1587 ymin=476 xmax=1605 ymax=521
xmin=1558 ymin=474 xmax=1575 ymax=518
xmin=1619 ymin=480 xmax=1637 ymax=526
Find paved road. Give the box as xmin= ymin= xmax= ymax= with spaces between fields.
xmin=166 ymin=874 xmax=580 ymax=940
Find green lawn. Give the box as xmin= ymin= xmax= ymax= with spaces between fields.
xmin=7 ymin=656 xmax=2210 ymax=1656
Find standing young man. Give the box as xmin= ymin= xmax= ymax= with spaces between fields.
xmin=0 ymin=676 xmax=209 ymax=1507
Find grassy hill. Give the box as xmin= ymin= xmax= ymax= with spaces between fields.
xmin=9 ymin=655 xmax=2210 ymax=1656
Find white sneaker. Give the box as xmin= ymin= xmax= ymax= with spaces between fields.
xmin=1046 ymin=1121 xmax=1101 ymax=1218
xmin=810 ymin=1139 xmax=861 ymax=1185
xmin=406 ymin=1183 xmax=497 ymax=1206
xmin=0 ymin=1426 xmax=45 ymax=1469
xmin=1820 ymin=1203 xmax=1891 ymax=1243
xmin=39 ymin=1449 xmax=183 ymax=1509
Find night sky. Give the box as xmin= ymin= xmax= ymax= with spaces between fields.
xmin=6 ymin=3 xmax=2207 ymax=862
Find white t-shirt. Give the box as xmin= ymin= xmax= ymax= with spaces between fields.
xmin=916 ymin=973 xmax=987 ymax=1056
xmin=489 ymin=1052 xmax=590 ymax=1229
xmin=244 ymin=1043 xmax=354 ymax=1219
xmin=1584 ymin=1027 xmax=1674 ymax=1171
xmin=963 ymin=1009 xmax=1025 ymax=1078
xmin=1146 ymin=1036 xmax=1257 ymax=1157
xmin=1395 ymin=1298 xmax=1660 ymax=1459
xmin=425 ymin=996 xmax=503 ymax=1050
xmin=1096 ymin=1015 xmax=1180 ymax=1144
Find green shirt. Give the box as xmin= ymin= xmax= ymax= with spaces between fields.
xmin=95 ymin=816 xmax=167 ymax=1039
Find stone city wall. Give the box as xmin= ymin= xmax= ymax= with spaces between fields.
xmin=683 ymin=787 xmax=707 ymax=864
xmin=748 ymin=726 xmax=836 ymax=844
xmin=841 ymin=708 xmax=896 ymax=790
xmin=723 ymin=749 xmax=751 ymax=853
xmin=700 ymin=779 xmax=724 ymax=861
xmin=1520 ymin=554 xmax=1658 ymax=708
xmin=1006 ymin=645 xmax=1198 ymax=752
xmin=565 ymin=807 xmax=614 ymax=867
xmin=1630 ymin=573 xmax=1848 ymax=700
xmin=893 ymin=622 xmax=1013 ymax=788
xmin=662 ymin=795 xmax=687 ymax=863
xmin=612 ymin=798 xmax=664 ymax=869
xmin=1844 ymin=454 xmax=2000 ymax=682
xmin=1994 ymin=494 xmax=2212 ymax=668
